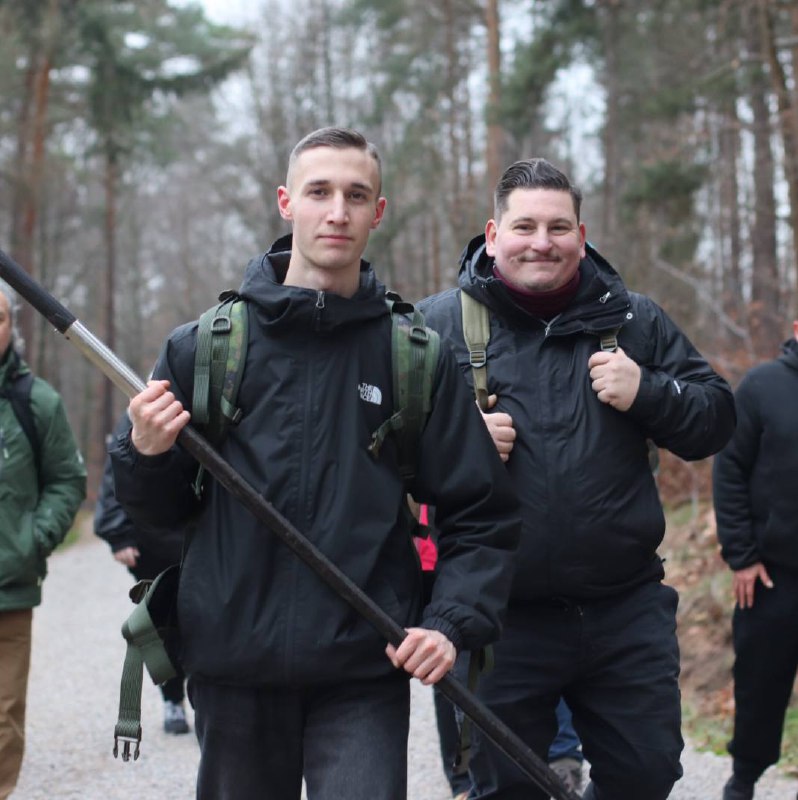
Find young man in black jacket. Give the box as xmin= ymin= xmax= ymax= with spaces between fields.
xmin=713 ymin=324 xmax=798 ymax=800
xmin=419 ymin=158 xmax=736 ymax=800
xmin=109 ymin=127 xmax=520 ymax=800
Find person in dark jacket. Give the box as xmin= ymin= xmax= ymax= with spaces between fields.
xmin=713 ymin=325 xmax=798 ymax=800
xmin=109 ymin=127 xmax=520 ymax=800
xmin=94 ymin=413 xmax=189 ymax=735
xmin=0 ymin=281 xmax=86 ymax=800
xmin=419 ymin=158 xmax=736 ymax=800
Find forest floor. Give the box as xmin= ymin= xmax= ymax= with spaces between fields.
xmin=663 ymin=500 xmax=798 ymax=776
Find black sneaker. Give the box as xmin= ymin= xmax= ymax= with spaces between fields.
xmin=163 ymin=700 xmax=189 ymax=734
xmin=722 ymin=775 xmax=754 ymax=800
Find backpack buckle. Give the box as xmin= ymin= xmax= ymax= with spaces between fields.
xmin=211 ymin=316 xmax=232 ymax=334
xmin=469 ymin=349 xmax=487 ymax=368
xmin=113 ymin=733 xmax=141 ymax=762
xmin=409 ymin=325 xmax=429 ymax=344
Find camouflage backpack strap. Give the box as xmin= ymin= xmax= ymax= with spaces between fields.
xmin=460 ymin=290 xmax=491 ymax=412
xmin=368 ymin=291 xmax=440 ymax=482
xmin=193 ymin=291 xmax=248 ymax=443
xmin=191 ymin=291 xmax=249 ymax=495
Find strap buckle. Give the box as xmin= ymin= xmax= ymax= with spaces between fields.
xmin=469 ymin=349 xmax=487 ymax=368
xmin=113 ymin=732 xmax=141 ymax=762
xmin=211 ymin=315 xmax=232 ymax=334
xmin=409 ymin=325 xmax=429 ymax=344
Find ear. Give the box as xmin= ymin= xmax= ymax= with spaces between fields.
xmin=793 ymin=320 xmax=798 ymax=341
xmin=277 ymin=186 xmax=292 ymax=222
xmin=485 ymin=219 xmax=498 ymax=257
xmin=370 ymin=196 xmax=387 ymax=230
xmin=579 ymin=221 xmax=587 ymax=258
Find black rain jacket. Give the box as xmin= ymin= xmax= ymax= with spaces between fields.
xmin=419 ymin=236 xmax=735 ymax=603
xmin=713 ymin=338 xmax=798 ymax=572
xmin=110 ymin=235 xmax=520 ymax=685
xmin=94 ymin=413 xmax=185 ymax=565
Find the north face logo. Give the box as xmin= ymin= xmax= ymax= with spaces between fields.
xmin=358 ymin=383 xmax=382 ymax=405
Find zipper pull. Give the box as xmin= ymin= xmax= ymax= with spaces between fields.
xmin=316 ymin=290 xmax=325 ymax=310
xmin=0 ymin=428 xmax=7 ymax=459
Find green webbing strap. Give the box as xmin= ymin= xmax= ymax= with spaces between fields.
xmin=192 ymin=294 xmax=249 ymax=496
xmin=114 ymin=568 xmax=179 ymax=762
xmin=113 ymin=639 xmax=143 ymax=762
xmin=368 ymin=293 xmax=440 ymax=481
xmin=453 ymin=646 xmax=494 ymax=775
xmin=460 ymin=291 xmax=491 ymax=412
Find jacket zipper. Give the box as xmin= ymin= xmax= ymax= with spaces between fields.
xmin=0 ymin=427 xmax=5 ymax=481
xmin=543 ymin=313 xmax=562 ymax=339
xmin=314 ymin=290 xmax=325 ymax=329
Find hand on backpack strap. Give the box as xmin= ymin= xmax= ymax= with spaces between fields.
xmin=587 ymin=346 xmax=641 ymax=412
xmin=478 ymin=394 xmax=515 ymax=462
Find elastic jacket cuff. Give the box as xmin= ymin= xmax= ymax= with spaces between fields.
xmin=420 ymin=615 xmax=464 ymax=654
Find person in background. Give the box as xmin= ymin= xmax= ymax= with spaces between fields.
xmin=94 ymin=413 xmax=189 ymax=735
xmin=0 ymin=280 xmax=86 ymax=799
xmin=547 ymin=699 xmax=583 ymax=794
xmin=420 ymin=157 xmax=735 ymax=800
xmin=713 ymin=321 xmax=798 ymax=800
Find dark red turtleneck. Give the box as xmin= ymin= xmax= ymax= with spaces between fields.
xmin=492 ymin=264 xmax=581 ymax=320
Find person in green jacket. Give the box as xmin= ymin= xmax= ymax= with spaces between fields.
xmin=0 ymin=280 xmax=86 ymax=800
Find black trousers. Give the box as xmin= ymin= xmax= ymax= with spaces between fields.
xmin=460 ymin=581 xmax=683 ymax=800
xmin=189 ymin=674 xmax=410 ymax=800
xmin=728 ymin=563 xmax=798 ymax=784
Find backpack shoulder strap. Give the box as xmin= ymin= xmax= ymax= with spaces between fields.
xmin=460 ymin=291 xmax=491 ymax=412
xmin=0 ymin=371 xmax=42 ymax=484
xmin=596 ymin=325 xmax=659 ymax=474
xmin=192 ymin=291 xmax=249 ymax=447
xmin=368 ymin=292 xmax=440 ymax=482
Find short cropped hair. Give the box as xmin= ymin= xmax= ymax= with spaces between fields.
xmin=0 ymin=279 xmax=21 ymax=347
xmin=494 ymin=158 xmax=582 ymax=221
xmin=288 ymin=127 xmax=382 ymax=194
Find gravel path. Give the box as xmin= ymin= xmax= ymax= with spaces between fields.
xmin=12 ymin=535 xmax=798 ymax=799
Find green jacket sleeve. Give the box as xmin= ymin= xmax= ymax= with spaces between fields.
xmin=31 ymin=380 xmax=87 ymax=555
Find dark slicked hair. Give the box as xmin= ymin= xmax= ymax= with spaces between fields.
xmin=288 ymin=127 xmax=382 ymax=193
xmin=494 ymin=158 xmax=582 ymax=221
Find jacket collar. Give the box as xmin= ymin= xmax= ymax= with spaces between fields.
xmin=237 ymin=234 xmax=390 ymax=333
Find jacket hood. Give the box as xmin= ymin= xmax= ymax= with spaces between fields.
xmin=237 ymin=234 xmax=390 ymax=333
xmin=778 ymin=337 xmax=798 ymax=372
xmin=457 ymin=233 xmax=631 ymax=333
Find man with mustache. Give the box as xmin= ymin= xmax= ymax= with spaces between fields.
xmin=420 ymin=158 xmax=736 ymax=800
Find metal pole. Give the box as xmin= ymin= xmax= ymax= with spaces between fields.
xmin=0 ymin=248 xmax=580 ymax=800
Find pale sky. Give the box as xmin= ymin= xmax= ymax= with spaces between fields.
xmin=194 ymin=0 xmax=257 ymax=24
